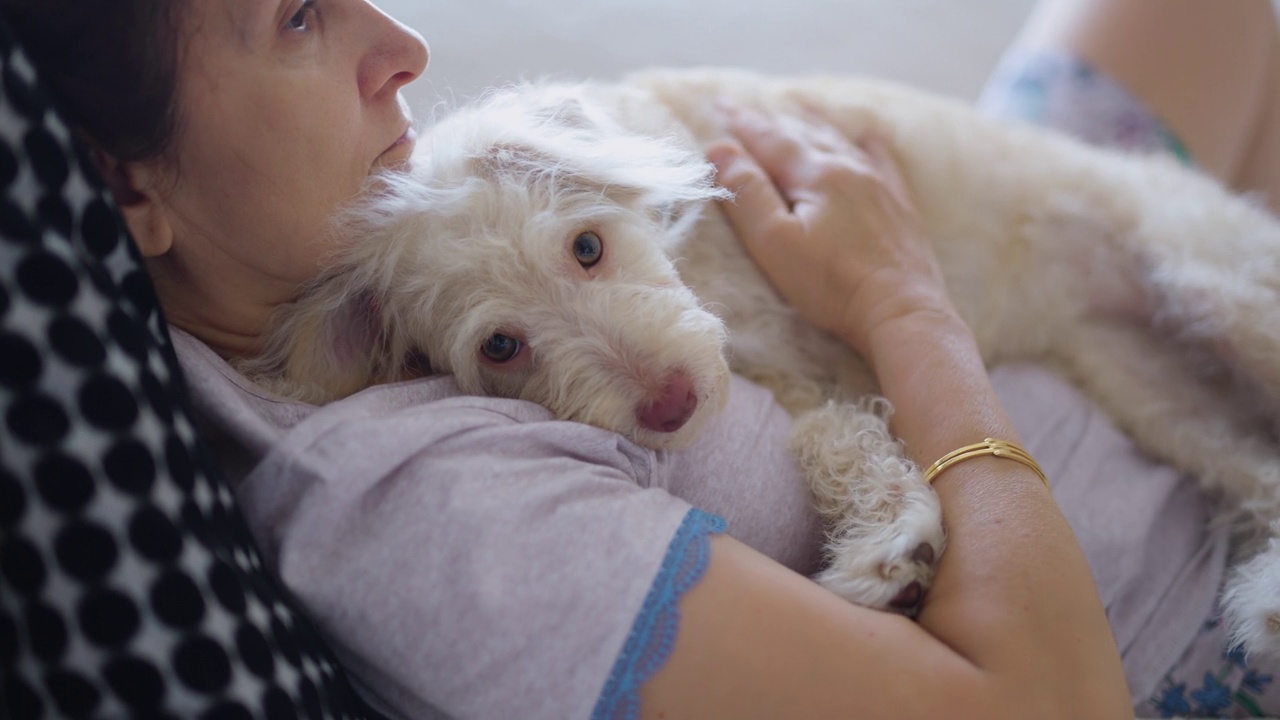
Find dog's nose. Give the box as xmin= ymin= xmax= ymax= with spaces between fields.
xmin=637 ymin=373 xmax=698 ymax=433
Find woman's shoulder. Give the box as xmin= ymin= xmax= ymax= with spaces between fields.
xmin=171 ymin=326 xmax=718 ymax=718
xmin=170 ymin=325 xmax=653 ymax=484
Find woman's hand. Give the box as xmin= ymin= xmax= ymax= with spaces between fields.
xmin=706 ymin=104 xmax=957 ymax=358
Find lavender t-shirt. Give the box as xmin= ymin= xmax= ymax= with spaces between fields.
xmin=172 ymin=328 xmax=1225 ymax=716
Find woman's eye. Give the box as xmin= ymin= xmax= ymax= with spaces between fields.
xmin=286 ymin=0 xmax=316 ymax=31
xmin=572 ymin=231 xmax=603 ymax=268
xmin=480 ymin=334 xmax=522 ymax=363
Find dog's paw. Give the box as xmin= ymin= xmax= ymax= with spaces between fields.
xmin=814 ymin=486 xmax=945 ymax=616
xmin=1221 ymin=529 xmax=1280 ymax=660
xmin=789 ymin=398 xmax=946 ymax=613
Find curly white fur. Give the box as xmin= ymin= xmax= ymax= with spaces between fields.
xmin=243 ymin=69 xmax=1280 ymax=647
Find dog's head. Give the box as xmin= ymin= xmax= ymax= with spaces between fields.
xmin=261 ymin=84 xmax=734 ymax=450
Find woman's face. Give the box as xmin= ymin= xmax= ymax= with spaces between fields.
xmin=138 ymin=0 xmax=427 ymax=339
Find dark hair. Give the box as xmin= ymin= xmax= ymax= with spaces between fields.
xmin=0 ymin=0 xmax=184 ymax=162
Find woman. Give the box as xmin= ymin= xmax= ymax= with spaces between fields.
xmin=2 ymin=0 xmax=1274 ymax=717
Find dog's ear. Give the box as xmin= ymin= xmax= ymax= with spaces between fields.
xmin=530 ymin=94 xmax=594 ymax=130
xmin=513 ymin=89 xmax=733 ymax=232
xmin=471 ymin=141 xmax=557 ymax=182
xmin=583 ymin=134 xmax=733 ymax=241
xmin=237 ymin=282 xmax=405 ymax=404
xmin=575 ymin=136 xmax=731 ymax=227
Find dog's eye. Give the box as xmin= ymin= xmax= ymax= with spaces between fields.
xmin=480 ymin=333 xmax=522 ymax=363
xmin=572 ymin=231 xmax=603 ymax=268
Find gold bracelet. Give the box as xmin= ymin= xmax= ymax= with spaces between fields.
xmin=923 ymin=438 xmax=1049 ymax=489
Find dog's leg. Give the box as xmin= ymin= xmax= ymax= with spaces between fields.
xmin=1057 ymin=321 xmax=1280 ymax=657
xmin=1126 ymin=183 xmax=1280 ymax=419
xmin=788 ymin=399 xmax=945 ymax=613
xmin=1061 ymin=322 xmax=1280 ymax=523
xmin=1221 ymin=522 xmax=1280 ymax=661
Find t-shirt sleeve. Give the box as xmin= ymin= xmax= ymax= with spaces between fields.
xmin=233 ymin=395 xmax=724 ymax=720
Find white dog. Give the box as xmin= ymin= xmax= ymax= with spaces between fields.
xmin=243 ymin=69 xmax=1280 ymax=652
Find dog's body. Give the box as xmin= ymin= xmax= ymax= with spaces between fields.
xmin=245 ymin=69 xmax=1280 ymax=653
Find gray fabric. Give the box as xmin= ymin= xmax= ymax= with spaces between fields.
xmin=171 ymin=327 xmax=1225 ymax=715
xmin=992 ymin=363 xmax=1228 ymax=703
xmin=172 ymin=327 xmax=820 ymax=719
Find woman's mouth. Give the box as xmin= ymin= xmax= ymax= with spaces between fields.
xmin=375 ymin=127 xmax=417 ymax=169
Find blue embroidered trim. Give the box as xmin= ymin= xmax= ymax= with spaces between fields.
xmin=591 ymin=508 xmax=728 ymax=720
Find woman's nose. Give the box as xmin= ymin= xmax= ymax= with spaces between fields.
xmin=358 ymin=4 xmax=429 ymax=103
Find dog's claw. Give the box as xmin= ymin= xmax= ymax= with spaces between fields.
xmin=889 ymin=581 xmax=923 ymax=614
xmin=911 ymin=542 xmax=935 ymax=566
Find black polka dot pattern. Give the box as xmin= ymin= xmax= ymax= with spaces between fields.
xmin=34 ymin=452 xmax=95 ymax=513
xmin=78 ymin=586 xmax=140 ymax=648
xmin=0 ymin=331 xmax=40 ymax=387
xmin=0 ymin=19 xmax=384 ymax=720
xmin=151 ymin=570 xmax=206 ymax=629
xmin=25 ymin=602 xmax=65 ymax=662
xmin=7 ymin=392 xmax=68 ymax=445
xmin=0 ymin=468 xmax=23 ymax=528
xmin=128 ymin=505 xmax=183 ymax=563
xmin=104 ymin=655 xmax=166 ymax=710
xmin=48 ymin=314 xmax=107 ymax=366
xmin=16 ymin=250 xmax=78 ymax=307
xmin=2 ymin=537 xmax=46 ymax=595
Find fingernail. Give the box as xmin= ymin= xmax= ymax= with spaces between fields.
xmin=713 ymin=94 xmax=739 ymax=115
xmin=705 ymin=142 xmax=739 ymax=169
xmin=732 ymin=105 xmax=769 ymax=130
xmin=714 ymin=96 xmax=769 ymax=130
xmin=796 ymin=100 xmax=822 ymax=120
xmin=859 ymin=127 xmax=889 ymax=145
xmin=711 ymin=97 xmax=741 ymax=135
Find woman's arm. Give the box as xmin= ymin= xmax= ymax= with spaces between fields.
xmin=636 ymin=108 xmax=1132 ymax=719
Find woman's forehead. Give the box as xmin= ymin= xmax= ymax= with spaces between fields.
xmin=184 ymin=0 xmax=272 ymax=48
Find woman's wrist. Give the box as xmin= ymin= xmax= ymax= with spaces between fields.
xmin=860 ymin=301 xmax=965 ymax=361
xmin=836 ymin=272 xmax=957 ymax=358
xmin=860 ymin=309 xmax=1020 ymax=467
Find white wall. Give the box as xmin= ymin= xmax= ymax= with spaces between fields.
xmin=381 ymin=0 xmax=1041 ymax=114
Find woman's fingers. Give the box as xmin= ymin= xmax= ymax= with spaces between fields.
xmin=855 ymin=132 xmax=913 ymax=207
xmin=716 ymin=104 xmax=825 ymax=198
xmin=704 ymin=100 xmax=952 ymax=354
xmin=705 ymin=140 xmax=795 ymax=260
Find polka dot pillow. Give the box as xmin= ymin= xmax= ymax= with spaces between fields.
xmin=0 ymin=18 xmax=388 ymax=720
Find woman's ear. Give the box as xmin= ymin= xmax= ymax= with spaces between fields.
xmin=91 ymin=150 xmax=175 ymax=257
